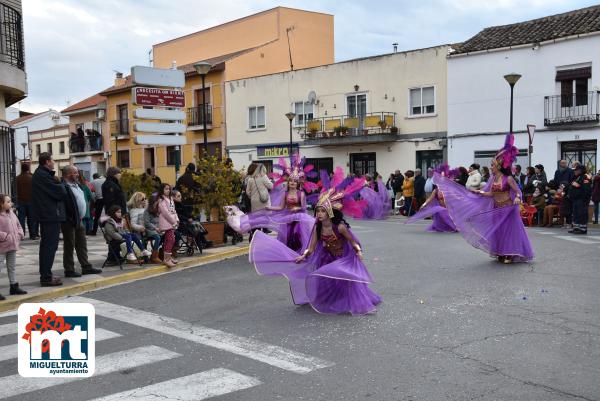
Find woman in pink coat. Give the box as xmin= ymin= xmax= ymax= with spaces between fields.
xmin=157 ymin=184 xmax=179 ymax=267
xmin=0 ymin=194 xmax=27 ymax=299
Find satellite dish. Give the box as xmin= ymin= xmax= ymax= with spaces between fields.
xmin=308 ymin=91 xmax=317 ymax=104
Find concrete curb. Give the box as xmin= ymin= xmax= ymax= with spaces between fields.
xmin=0 ymin=246 xmax=249 ymax=313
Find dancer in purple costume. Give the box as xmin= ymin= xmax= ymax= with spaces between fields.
xmin=360 ymin=174 xmax=391 ymax=220
xmin=227 ymin=156 xmax=318 ymax=252
xmin=406 ymin=165 xmax=457 ymax=232
xmin=250 ymin=167 xmax=382 ymax=315
xmin=433 ymin=134 xmax=534 ymax=263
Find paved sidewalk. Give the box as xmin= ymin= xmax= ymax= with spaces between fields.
xmin=0 ymin=234 xmax=249 ymax=311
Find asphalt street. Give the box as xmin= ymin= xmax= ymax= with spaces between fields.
xmin=1 ymin=218 xmax=599 ymax=401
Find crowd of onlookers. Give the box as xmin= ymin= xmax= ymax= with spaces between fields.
xmin=1 ymin=153 xmax=213 ymax=299
xmin=384 ymin=160 xmax=600 ymax=234
xmin=2 ymin=153 xmax=598 ymax=299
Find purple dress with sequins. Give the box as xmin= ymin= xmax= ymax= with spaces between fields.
xmin=250 ymin=225 xmax=382 ymax=315
xmin=433 ymin=173 xmax=534 ymax=262
xmin=406 ymin=189 xmax=457 ymax=232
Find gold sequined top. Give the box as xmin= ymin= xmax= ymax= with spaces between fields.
xmin=321 ymin=232 xmax=344 ymax=257
xmin=492 ymin=180 xmax=512 ymax=207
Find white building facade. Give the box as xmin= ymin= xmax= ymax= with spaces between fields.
xmin=447 ymin=7 xmax=600 ymax=175
xmin=225 ymin=46 xmax=449 ymax=178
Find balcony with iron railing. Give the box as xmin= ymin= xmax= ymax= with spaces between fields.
xmin=0 ymin=3 xmax=25 ymax=71
xmin=544 ymin=91 xmax=600 ymax=126
xmin=301 ymin=112 xmax=398 ymax=144
xmin=187 ymin=105 xmax=213 ymax=130
xmin=70 ymin=136 xmax=103 ymax=155
xmin=110 ymin=119 xmax=130 ymax=138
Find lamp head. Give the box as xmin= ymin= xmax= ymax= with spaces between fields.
xmin=193 ymin=62 xmax=212 ymax=76
xmin=285 ymin=112 xmax=296 ymax=121
xmin=504 ymin=73 xmax=522 ymax=86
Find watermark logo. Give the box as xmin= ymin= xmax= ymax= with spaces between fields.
xmin=18 ymin=303 xmax=95 ymax=377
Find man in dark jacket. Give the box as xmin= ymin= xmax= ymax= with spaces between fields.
xmin=569 ymin=164 xmax=591 ymax=234
xmin=391 ymin=170 xmax=404 ymax=214
xmin=31 ymin=153 xmax=66 ymax=286
xmin=513 ymin=164 xmax=525 ymax=189
xmin=16 ymin=162 xmax=39 ymax=239
xmin=61 ymin=165 xmax=102 ymax=277
xmin=102 ymin=167 xmax=127 ymax=215
xmin=554 ymin=160 xmax=574 ymax=187
xmin=413 ymin=168 xmax=426 ymax=210
xmin=176 ymin=163 xmax=201 ymax=207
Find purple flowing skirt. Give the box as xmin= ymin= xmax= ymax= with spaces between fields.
xmin=406 ymin=197 xmax=457 ymax=232
xmin=359 ymin=180 xmax=391 ymax=220
xmin=433 ymin=173 xmax=534 ymax=262
xmin=250 ymin=231 xmax=382 ymax=315
xmin=236 ymin=209 xmax=314 ymax=252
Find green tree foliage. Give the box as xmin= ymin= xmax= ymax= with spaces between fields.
xmin=191 ymin=155 xmax=242 ymax=221
xmin=119 ymin=170 xmax=156 ymax=200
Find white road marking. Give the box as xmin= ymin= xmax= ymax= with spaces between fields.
xmin=0 ymin=322 xmax=16 ymax=337
xmin=0 ymin=328 xmax=121 ymax=362
xmin=586 ymin=236 xmax=600 ymax=241
xmin=0 ymin=345 xmax=180 ymax=398
xmin=534 ymin=231 xmax=555 ymax=235
xmin=553 ymin=236 xmax=600 ymax=245
xmin=70 ymin=296 xmax=333 ymax=374
xmin=90 ymin=368 xmax=261 ymax=401
xmin=0 ymin=310 xmax=17 ymax=318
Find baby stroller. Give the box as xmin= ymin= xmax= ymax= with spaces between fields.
xmin=175 ymin=221 xmax=205 ymax=256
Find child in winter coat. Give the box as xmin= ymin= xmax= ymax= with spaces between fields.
xmin=103 ymin=205 xmax=151 ymax=263
xmin=0 ymin=194 xmax=27 ymax=299
xmin=157 ymin=184 xmax=179 ymax=267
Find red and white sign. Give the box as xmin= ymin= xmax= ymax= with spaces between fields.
xmin=132 ymin=87 xmax=185 ymax=108
xmin=527 ymin=124 xmax=536 ymax=144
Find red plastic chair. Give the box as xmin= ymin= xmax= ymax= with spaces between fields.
xmin=521 ymin=205 xmax=537 ymax=227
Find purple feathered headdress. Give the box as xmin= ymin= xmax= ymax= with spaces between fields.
xmin=495 ymin=133 xmax=518 ymax=169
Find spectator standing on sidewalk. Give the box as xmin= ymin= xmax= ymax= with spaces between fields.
xmin=466 ymin=163 xmax=483 ymax=191
xmin=61 ymin=165 xmax=102 ymax=277
xmin=78 ymin=171 xmax=94 ymax=235
xmin=592 ymin=169 xmax=600 ymax=224
xmin=157 ymin=184 xmax=179 ymax=268
xmin=553 ymin=160 xmax=574 ymax=188
xmin=534 ymin=164 xmax=548 ymax=188
xmin=91 ymin=173 xmax=105 ymax=235
xmin=413 ymin=169 xmax=426 ymax=210
xmin=513 ymin=164 xmax=525 ymax=189
xmin=0 ymin=194 xmax=27 ymax=299
xmin=102 ymin=167 xmax=127 ymax=215
xmin=391 ymin=170 xmax=404 ymax=215
xmin=569 ymin=164 xmax=591 ymax=234
xmin=15 ymin=162 xmax=39 ymax=239
xmin=402 ymin=170 xmax=415 ymax=216
xmin=31 ymin=152 xmax=65 ymax=287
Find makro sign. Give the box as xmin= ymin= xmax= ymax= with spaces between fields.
xmin=257 ymin=144 xmax=299 ymax=159
xmin=18 ymin=303 xmax=95 ymax=377
xmin=132 ymin=87 xmax=185 ymax=108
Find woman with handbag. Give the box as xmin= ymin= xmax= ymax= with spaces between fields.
xmin=244 ymin=163 xmax=273 ymax=240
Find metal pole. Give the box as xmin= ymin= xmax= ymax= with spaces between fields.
xmin=509 ymin=84 xmax=514 ymax=134
xmin=201 ymin=74 xmax=208 ymax=156
xmin=289 ymin=119 xmax=293 ymax=162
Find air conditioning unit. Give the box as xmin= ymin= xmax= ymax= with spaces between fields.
xmin=96 ymin=109 xmax=106 ymax=120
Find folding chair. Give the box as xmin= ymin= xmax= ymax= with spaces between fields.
xmin=100 ymin=225 xmax=124 ymax=270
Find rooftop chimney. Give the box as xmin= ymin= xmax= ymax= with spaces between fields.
xmin=114 ymin=71 xmax=125 ymax=86
xmin=393 ymin=43 xmax=398 ymax=53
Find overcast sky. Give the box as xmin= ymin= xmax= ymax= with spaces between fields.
xmin=17 ymin=0 xmax=599 ymax=113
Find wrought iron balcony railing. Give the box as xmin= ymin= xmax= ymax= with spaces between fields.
xmin=0 ymin=3 xmax=25 ymax=70
xmin=544 ymin=91 xmax=600 ymax=126
xmin=187 ymin=105 xmax=213 ymax=127
xmin=110 ymin=119 xmax=130 ymax=137
xmin=302 ymin=112 xmax=397 ymax=139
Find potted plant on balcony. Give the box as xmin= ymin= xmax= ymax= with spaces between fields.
xmin=190 ymin=154 xmax=243 ymax=245
xmin=390 ymin=126 xmax=399 ymax=134
xmin=308 ymin=126 xmax=319 ymax=138
xmin=333 ymin=126 xmax=342 ymax=137
xmin=378 ymin=120 xmax=387 ymax=131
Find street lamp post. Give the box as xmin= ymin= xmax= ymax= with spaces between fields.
xmin=503 ymin=73 xmax=521 ymax=134
xmin=285 ymin=112 xmax=296 ymax=161
xmin=193 ymin=62 xmax=212 ymax=158
xmin=20 ymin=142 xmax=27 ymax=160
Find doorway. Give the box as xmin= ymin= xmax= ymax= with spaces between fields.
xmin=144 ymin=148 xmax=155 ymax=172
xmin=416 ymin=150 xmax=444 ymax=173
xmin=350 ymin=152 xmax=376 ymax=176
xmin=561 ymin=140 xmax=597 ymax=172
